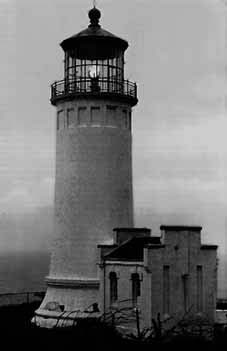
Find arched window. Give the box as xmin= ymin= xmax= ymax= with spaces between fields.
xmin=131 ymin=273 xmax=140 ymax=306
xmin=109 ymin=272 xmax=118 ymax=304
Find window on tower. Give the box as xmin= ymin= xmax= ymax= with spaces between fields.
xmin=78 ymin=107 xmax=89 ymax=126
xmin=91 ymin=107 xmax=101 ymax=126
xmin=123 ymin=109 xmax=128 ymax=129
xmin=129 ymin=111 xmax=132 ymax=130
xmin=57 ymin=110 xmax=65 ymax=130
xmin=106 ymin=105 xmax=117 ymax=127
xmin=67 ymin=108 xmax=74 ymax=128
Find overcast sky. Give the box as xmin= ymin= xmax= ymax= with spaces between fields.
xmin=0 ymin=0 xmax=226 ymax=294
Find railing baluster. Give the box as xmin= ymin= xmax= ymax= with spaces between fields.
xmin=51 ymin=78 xmax=137 ymax=102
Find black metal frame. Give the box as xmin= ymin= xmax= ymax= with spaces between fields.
xmin=65 ymin=56 xmax=124 ymax=83
xmin=51 ymin=77 xmax=137 ymax=105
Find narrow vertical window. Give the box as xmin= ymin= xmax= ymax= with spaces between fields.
xmin=67 ymin=108 xmax=74 ymax=128
xmin=182 ymin=274 xmax=189 ymax=313
xmin=91 ymin=107 xmax=101 ymax=126
xmin=106 ymin=105 xmax=117 ymax=126
xmin=129 ymin=111 xmax=132 ymax=130
xmin=163 ymin=266 xmax=170 ymax=314
xmin=123 ymin=109 xmax=128 ymax=129
xmin=57 ymin=114 xmax=59 ymax=130
xmin=109 ymin=272 xmax=118 ymax=305
xmin=78 ymin=107 xmax=88 ymax=126
xmin=131 ymin=273 xmax=140 ymax=307
xmin=197 ymin=266 xmax=203 ymax=312
xmin=57 ymin=110 xmax=64 ymax=130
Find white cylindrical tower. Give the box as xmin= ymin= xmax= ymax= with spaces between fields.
xmin=35 ymin=7 xmax=138 ymax=326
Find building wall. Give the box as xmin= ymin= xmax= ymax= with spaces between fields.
xmin=101 ymin=228 xmax=217 ymax=329
xmin=102 ymin=262 xmax=144 ymax=310
xmin=146 ymin=228 xmax=217 ymax=324
xmin=100 ymin=262 xmax=155 ymax=329
xmin=39 ymin=97 xmax=134 ymax=313
xmin=50 ymin=98 xmax=133 ymax=280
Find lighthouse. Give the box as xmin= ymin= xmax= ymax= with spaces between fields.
xmin=35 ymin=6 xmax=138 ymax=326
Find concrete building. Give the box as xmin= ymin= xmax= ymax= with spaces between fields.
xmin=99 ymin=226 xmax=218 ymax=330
xmin=34 ymin=6 xmax=218 ymax=329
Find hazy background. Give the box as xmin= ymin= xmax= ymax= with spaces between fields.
xmin=0 ymin=0 xmax=226 ymax=296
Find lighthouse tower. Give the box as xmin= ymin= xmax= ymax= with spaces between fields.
xmin=35 ymin=6 xmax=138 ymax=326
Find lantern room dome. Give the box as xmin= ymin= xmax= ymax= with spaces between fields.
xmin=60 ymin=7 xmax=128 ymax=60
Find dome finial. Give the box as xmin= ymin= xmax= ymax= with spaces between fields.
xmin=88 ymin=3 xmax=101 ymax=27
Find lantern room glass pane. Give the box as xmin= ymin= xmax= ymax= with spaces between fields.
xmin=64 ymin=51 xmax=124 ymax=90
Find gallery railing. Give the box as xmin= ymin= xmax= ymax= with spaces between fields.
xmin=51 ymin=77 xmax=137 ymax=104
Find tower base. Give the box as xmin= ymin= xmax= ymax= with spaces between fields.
xmin=33 ymin=309 xmax=101 ymax=329
xmin=33 ymin=277 xmax=101 ymax=328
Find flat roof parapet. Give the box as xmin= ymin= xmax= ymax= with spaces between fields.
xmin=160 ymin=225 xmax=202 ymax=232
xmin=201 ymin=244 xmax=218 ymax=250
xmin=113 ymin=227 xmax=151 ymax=232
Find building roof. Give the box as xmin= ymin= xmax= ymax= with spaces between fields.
xmin=60 ymin=7 xmax=128 ymax=58
xmin=104 ymin=236 xmax=161 ymax=262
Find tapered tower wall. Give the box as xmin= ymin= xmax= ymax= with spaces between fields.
xmin=38 ymin=98 xmax=134 ymax=314
xmin=51 ymin=98 xmax=133 ymax=279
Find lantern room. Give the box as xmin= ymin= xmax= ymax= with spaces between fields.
xmin=51 ymin=7 xmax=137 ymax=106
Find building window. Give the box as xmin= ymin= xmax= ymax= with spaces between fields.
xmin=106 ymin=105 xmax=117 ymax=127
xmin=123 ymin=109 xmax=128 ymax=129
xmin=109 ymin=272 xmax=118 ymax=304
xmin=131 ymin=273 xmax=140 ymax=307
xmin=196 ymin=265 xmax=203 ymax=312
xmin=129 ymin=111 xmax=132 ymax=130
xmin=67 ymin=108 xmax=74 ymax=128
xmin=57 ymin=110 xmax=64 ymax=130
xmin=182 ymin=274 xmax=189 ymax=313
xmin=91 ymin=106 xmax=101 ymax=126
xmin=78 ymin=107 xmax=89 ymax=126
xmin=163 ymin=266 xmax=170 ymax=315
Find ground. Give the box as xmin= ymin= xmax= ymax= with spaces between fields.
xmin=0 ymin=302 xmax=226 ymax=350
